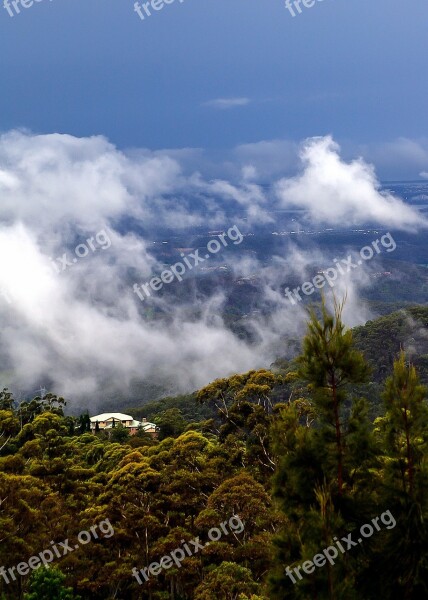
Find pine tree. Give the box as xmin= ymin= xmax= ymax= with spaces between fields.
xmin=381 ymin=351 xmax=428 ymax=500
xmin=269 ymin=298 xmax=375 ymax=599
xmin=297 ymin=297 xmax=371 ymax=496
xmin=361 ymin=352 xmax=428 ymax=599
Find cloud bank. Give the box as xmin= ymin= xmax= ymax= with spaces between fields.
xmin=0 ymin=131 xmax=424 ymax=408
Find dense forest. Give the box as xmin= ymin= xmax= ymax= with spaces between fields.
xmin=1 ymin=301 xmax=428 ymax=599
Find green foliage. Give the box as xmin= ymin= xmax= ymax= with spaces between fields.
xmin=270 ymin=297 xmax=379 ymax=599
xmin=298 ymin=297 xmax=370 ymax=389
xmin=109 ymin=422 xmax=130 ymax=443
xmin=194 ymin=562 xmax=260 ymax=600
xmin=23 ymin=567 xmax=76 ymax=600
xmin=353 ymin=306 xmax=428 ymax=385
xmin=297 ymin=297 xmax=371 ymax=495
xmin=0 ymin=389 xmax=15 ymax=411
xmin=381 ymin=350 xmax=428 ymax=499
xmin=78 ymin=413 xmax=91 ymax=434
xmin=154 ymin=407 xmax=187 ymax=440
xmin=359 ymin=351 xmax=428 ymax=598
xmin=130 ymin=392 xmax=215 ymax=426
xmin=196 ymin=369 xmax=287 ymax=478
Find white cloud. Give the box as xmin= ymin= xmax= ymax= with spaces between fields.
xmin=203 ymin=97 xmax=251 ymax=110
xmin=0 ymin=131 xmax=275 ymax=405
xmin=0 ymin=130 xmax=183 ymax=231
xmin=276 ymin=136 xmax=426 ymax=230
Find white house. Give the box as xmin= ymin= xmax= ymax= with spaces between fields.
xmin=90 ymin=412 xmax=158 ymax=437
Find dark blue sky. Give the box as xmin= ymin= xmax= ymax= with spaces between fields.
xmin=0 ymin=0 xmax=427 ymax=159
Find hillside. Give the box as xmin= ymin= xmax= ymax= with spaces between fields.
xmin=353 ymin=305 xmax=428 ymax=383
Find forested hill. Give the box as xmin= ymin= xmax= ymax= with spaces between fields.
xmin=1 ymin=302 xmax=428 ymax=598
xmin=353 ymin=305 xmax=428 ymax=384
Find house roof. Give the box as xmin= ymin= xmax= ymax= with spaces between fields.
xmin=90 ymin=413 xmax=133 ymax=423
xmin=90 ymin=413 xmax=158 ymax=431
xmin=141 ymin=422 xmax=157 ymax=430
